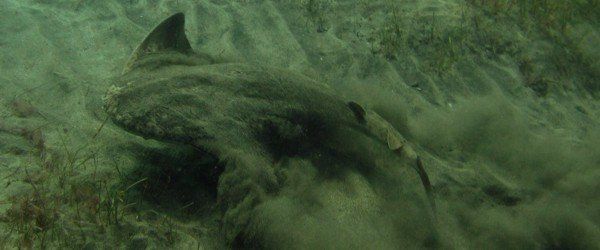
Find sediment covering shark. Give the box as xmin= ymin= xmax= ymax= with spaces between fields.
xmin=104 ymin=13 xmax=432 ymax=245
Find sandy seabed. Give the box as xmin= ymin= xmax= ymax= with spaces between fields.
xmin=0 ymin=0 xmax=599 ymax=249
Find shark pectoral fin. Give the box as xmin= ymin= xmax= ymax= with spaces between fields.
xmin=124 ymin=12 xmax=193 ymax=72
xmin=400 ymin=144 xmax=418 ymax=161
xmin=386 ymin=129 xmax=404 ymax=151
xmin=360 ymin=108 xmax=408 ymax=152
xmin=347 ymin=101 xmax=366 ymax=123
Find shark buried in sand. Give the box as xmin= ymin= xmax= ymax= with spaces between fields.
xmin=104 ymin=13 xmax=434 ymax=243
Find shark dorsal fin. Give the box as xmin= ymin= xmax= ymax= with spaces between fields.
xmin=347 ymin=101 xmax=366 ymax=123
xmin=124 ymin=12 xmax=193 ymax=72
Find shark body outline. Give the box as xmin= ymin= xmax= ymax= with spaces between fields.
xmin=105 ymin=12 xmax=433 ymax=244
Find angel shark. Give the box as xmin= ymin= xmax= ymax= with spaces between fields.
xmin=104 ymin=13 xmax=433 ymax=245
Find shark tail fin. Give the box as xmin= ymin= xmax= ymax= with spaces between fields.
xmin=416 ymin=156 xmax=436 ymax=211
xmin=124 ymin=12 xmax=193 ymax=73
